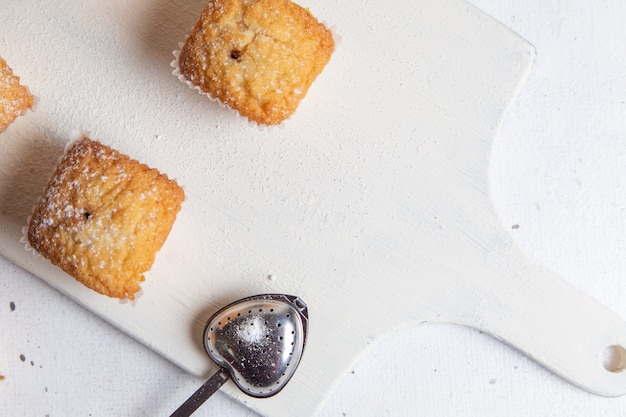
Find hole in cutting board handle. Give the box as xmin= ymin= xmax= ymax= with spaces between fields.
xmin=601 ymin=345 xmax=626 ymax=373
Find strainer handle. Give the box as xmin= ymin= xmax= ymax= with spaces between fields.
xmin=170 ymin=368 xmax=230 ymax=417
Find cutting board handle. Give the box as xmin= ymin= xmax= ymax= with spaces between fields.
xmin=460 ymin=243 xmax=626 ymax=396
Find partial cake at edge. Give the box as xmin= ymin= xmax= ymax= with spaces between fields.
xmin=0 ymin=56 xmax=34 ymax=133
xmin=176 ymin=0 xmax=335 ymax=125
xmin=27 ymin=137 xmax=185 ymax=300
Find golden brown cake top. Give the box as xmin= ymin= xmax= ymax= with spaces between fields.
xmin=27 ymin=137 xmax=184 ymax=299
xmin=0 ymin=57 xmax=34 ymax=132
xmin=178 ymin=0 xmax=334 ymax=125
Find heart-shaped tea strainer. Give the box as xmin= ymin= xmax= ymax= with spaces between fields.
xmin=171 ymin=294 xmax=308 ymax=416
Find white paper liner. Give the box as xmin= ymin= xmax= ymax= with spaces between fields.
xmin=117 ymin=289 xmax=144 ymax=306
xmin=170 ymin=20 xmax=341 ymax=130
xmin=20 ymin=217 xmax=38 ymax=255
xmin=65 ymin=126 xmax=91 ymax=152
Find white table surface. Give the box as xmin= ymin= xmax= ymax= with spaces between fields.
xmin=2 ymin=1 xmax=626 ymax=416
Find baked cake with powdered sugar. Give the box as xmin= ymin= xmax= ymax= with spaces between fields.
xmin=0 ymin=56 xmax=33 ymax=132
xmin=176 ymin=0 xmax=334 ymax=125
xmin=27 ymin=137 xmax=184 ymax=300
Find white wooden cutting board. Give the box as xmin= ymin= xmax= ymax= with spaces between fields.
xmin=2 ymin=1 xmax=626 ymax=416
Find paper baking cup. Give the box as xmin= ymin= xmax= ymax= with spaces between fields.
xmin=20 ymin=216 xmax=38 ymax=255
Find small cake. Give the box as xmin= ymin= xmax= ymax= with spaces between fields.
xmin=177 ymin=0 xmax=334 ymax=125
xmin=0 ymin=57 xmax=34 ymax=132
xmin=27 ymin=137 xmax=184 ymax=300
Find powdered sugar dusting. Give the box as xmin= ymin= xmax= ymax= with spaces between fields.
xmin=25 ymin=136 xmax=184 ymax=300
xmin=0 ymin=56 xmax=34 ymax=131
xmin=235 ymin=314 xmax=269 ymax=344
